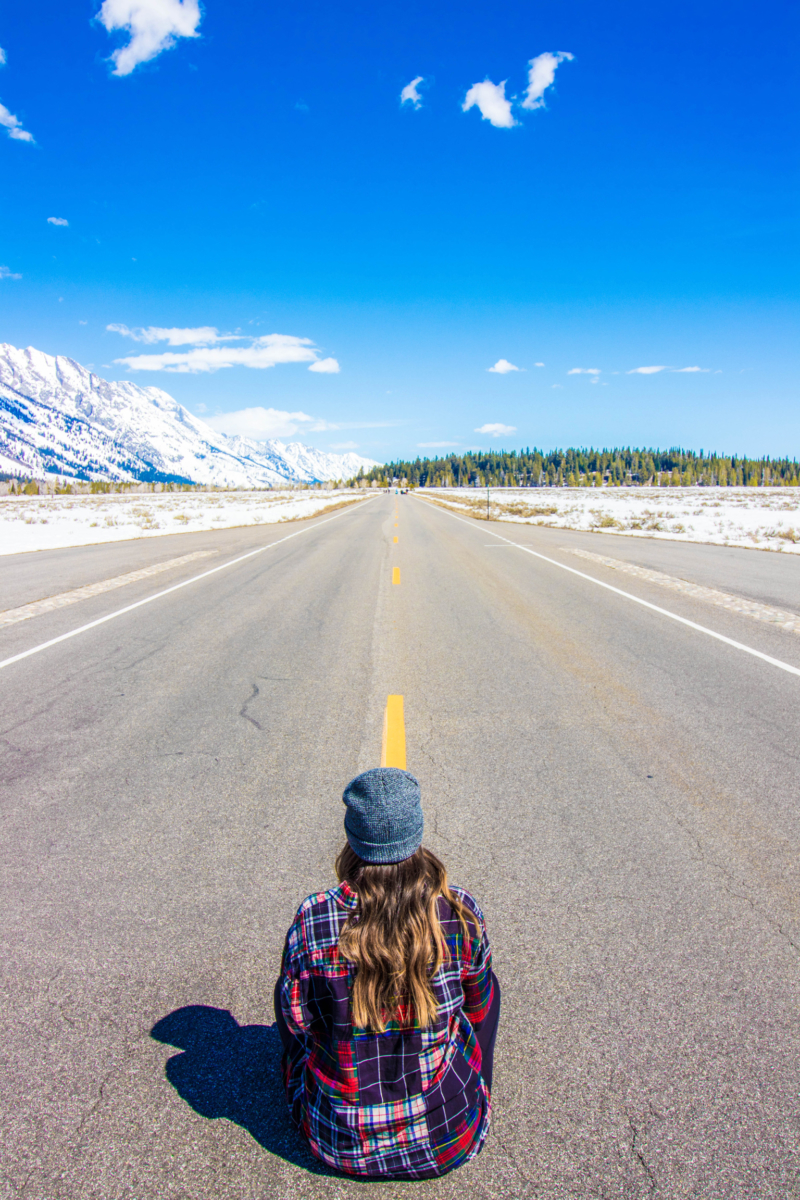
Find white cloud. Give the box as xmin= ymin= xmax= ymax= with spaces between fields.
xmin=107 ymin=323 xmax=230 ymax=345
xmin=0 ymin=45 xmax=25 ymax=146
xmin=475 ymin=422 xmax=516 ymax=436
xmin=0 ymin=101 xmax=33 ymax=142
xmin=488 ymin=358 xmax=521 ymax=373
xmin=400 ymin=76 xmax=424 ymax=108
xmin=113 ymin=326 xmax=340 ymax=373
xmin=628 ymin=365 xmax=667 ymax=374
xmin=116 ymin=338 xmax=317 ymax=374
xmin=47 ymin=217 xmax=69 ymax=226
xmin=535 ymin=361 xmax=545 ymax=367
xmin=0 ymin=265 xmax=21 ymax=280
xmin=418 ymin=441 xmax=460 ymax=448
xmin=674 ymin=365 xmax=709 ymax=372
xmin=331 ymin=441 xmax=358 ymax=450
xmin=522 ymin=51 xmax=574 ymax=110
xmin=97 ymin=0 xmax=201 ymax=77
xmin=568 ymin=367 xmax=601 ymax=375
xmin=462 ymin=80 xmax=515 ymax=129
xmin=206 ymin=407 xmax=324 ymax=441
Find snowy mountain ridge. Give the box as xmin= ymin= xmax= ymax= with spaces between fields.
xmin=0 ymin=343 xmax=378 ymax=486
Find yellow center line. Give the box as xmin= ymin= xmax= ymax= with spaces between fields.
xmin=381 ymin=694 xmax=406 ymax=769
xmin=393 ymin=535 xmax=398 ymax=543
xmin=392 ymin=567 xmax=401 ymax=585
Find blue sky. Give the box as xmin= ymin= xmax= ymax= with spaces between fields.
xmin=0 ymin=0 xmax=797 ymax=462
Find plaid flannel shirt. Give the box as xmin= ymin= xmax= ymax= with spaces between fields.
xmin=278 ymin=880 xmax=494 ymax=1179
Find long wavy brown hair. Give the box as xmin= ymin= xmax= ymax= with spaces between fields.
xmin=335 ymin=844 xmax=478 ymax=1033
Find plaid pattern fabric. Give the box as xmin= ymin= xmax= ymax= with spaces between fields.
xmin=278 ymin=880 xmax=494 ymax=1178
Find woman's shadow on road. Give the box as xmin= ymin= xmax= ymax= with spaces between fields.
xmin=150 ymin=1005 xmax=331 ymax=1175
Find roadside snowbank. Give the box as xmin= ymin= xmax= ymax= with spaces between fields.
xmin=0 ymin=489 xmax=370 ymax=555
xmin=423 ymin=487 xmax=800 ymax=553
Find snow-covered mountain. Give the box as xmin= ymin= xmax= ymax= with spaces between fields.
xmin=0 ymin=344 xmax=379 ymax=486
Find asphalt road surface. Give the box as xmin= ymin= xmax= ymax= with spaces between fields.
xmin=2 ymin=492 xmax=799 ymax=1200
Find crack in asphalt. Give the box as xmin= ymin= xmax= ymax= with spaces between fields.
xmin=73 ymin=1069 xmax=116 ymax=1140
xmin=5 ymin=1166 xmax=36 ymax=1200
xmin=645 ymin=790 xmax=800 ymax=960
xmin=240 ymin=683 xmax=263 ymax=730
xmin=627 ymin=1112 xmax=658 ymax=1194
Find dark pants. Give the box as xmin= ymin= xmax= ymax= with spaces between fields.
xmin=274 ymin=971 xmax=501 ymax=1091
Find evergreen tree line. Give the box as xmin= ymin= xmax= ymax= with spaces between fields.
xmin=350 ymin=448 xmax=800 ymax=489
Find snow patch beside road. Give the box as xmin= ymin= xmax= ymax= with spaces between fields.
xmin=0 ymin=489 xmax=369 ymax=555
xmin=424 ymin=487 xmax=800 ymax=553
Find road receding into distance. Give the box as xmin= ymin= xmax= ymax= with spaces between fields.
xmin=1 ymin=492 xmax=799 ymax=1199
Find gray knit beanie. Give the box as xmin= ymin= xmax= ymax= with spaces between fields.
xmin=342 ymin=768 xmax=423 ymax=864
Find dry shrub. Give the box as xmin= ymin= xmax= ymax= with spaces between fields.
xmin=765 ymin=527 xmax=799 ymax=543
xmin=496 ymin=501 xmax=559 ymax=518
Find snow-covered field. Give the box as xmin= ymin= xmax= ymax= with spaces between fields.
xmin=0 ymin=489 xmax=370 ymax=555
xmin=424 ymin=487 xmax=800 ymax=553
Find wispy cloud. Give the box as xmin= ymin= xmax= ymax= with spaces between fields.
xmin=206 ymin=407 xmax=332 ymax=441
xmin=535 ymin=361 xmax=545 ymax=367
xmin=521 ymin=52 xmax=574 ymax=110
xmin=115 ymin=338 xmax=316 ymax=374
xmin=400 ymin=76 xmax=424 ymax=108
xmin=628 ymin=365 xmax=667 ymax=374
xmin=0 ymin=265 xmax=22 ymax=280
xmin=0 ymin=101 xmax=33 ymax=142
xmin=418 ymin=441 xmax=461 ymax=448
xmin=462 ymin=80 xmax=515 ymax=128
xmin=331 ymin=441 xmax=358 ymax=450
xmin=488 ymin=358 xmax=521 ymax=374
xmin=674 ymin=366 xmax=709 ymax=372
xmin=108 ymin=323 xmax=235 ymax=345
xmin=97 ymin=0 xmax=201 ymax=77
xmin=475 ymin=422 xmax=516 ymax=436
xmin=47 ymin=217 xmax=69 ymax=227
xmin=109 ymin=324 xmax=340 ymax=373
xmin=568 ymin=367 xmax=601 ymax=375
xmin=0 ymin=47 xmax=33 ymax=142
xmin=463 ymin=51 xmax=573 ymax=131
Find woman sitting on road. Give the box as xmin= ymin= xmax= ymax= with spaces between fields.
xmin=274 ymin=767 xmax=500 ymax=1179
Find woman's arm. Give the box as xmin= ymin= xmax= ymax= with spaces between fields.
xmin=277 ymin=915 xmax=313 ymax=1041
xmin=450 ymin=888 xmax=495 ymax=1028
xmin=461 ymin=928 xmax=494 ymax=1029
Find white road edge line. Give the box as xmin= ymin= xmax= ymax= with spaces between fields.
xmin=422 ymin=500 xmax=800 ymax=679
xmin=0 ymin=498 xmax=374 ymax=673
